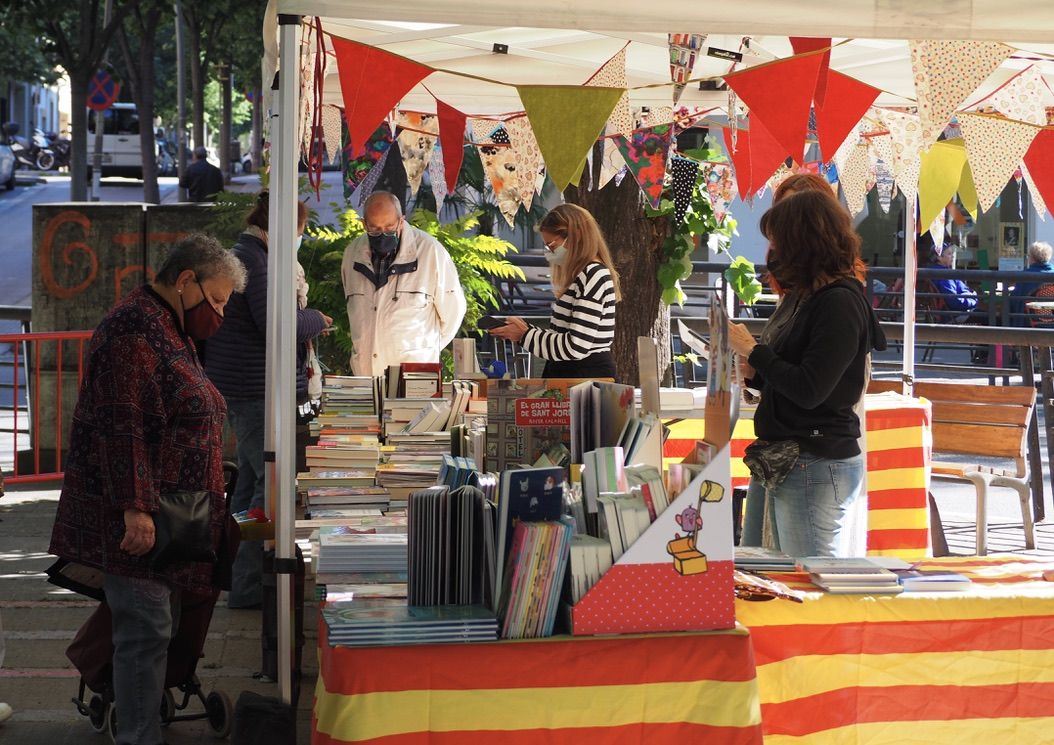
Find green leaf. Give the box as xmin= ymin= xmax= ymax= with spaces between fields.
xmin=724 ymin=257 xmax=763 ymax=306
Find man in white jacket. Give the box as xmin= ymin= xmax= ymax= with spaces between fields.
xmin=341 ymin=192 xmax=466 ymax=377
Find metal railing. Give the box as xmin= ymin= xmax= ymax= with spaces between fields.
xmin=1 ymin=329 xmax=92 ymax=484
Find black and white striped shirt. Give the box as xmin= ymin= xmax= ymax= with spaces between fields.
xmin=522 ymin=262 xmax=617 ymax=362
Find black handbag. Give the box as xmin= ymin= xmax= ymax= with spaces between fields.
xmin=147 ymin=490 xmax=216 ymax=571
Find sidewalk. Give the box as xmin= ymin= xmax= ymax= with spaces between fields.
xmin=0 ymin=486 xmax=316 ymax=743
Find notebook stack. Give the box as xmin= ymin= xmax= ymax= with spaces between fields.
xmin=734 ymin=546 xmax=797 ymax=573
xmin=499 ymin=520 xmax=573 ymax=639
xmin=313 ymin=376 xmax=382 ymax=439
xmin=322 ymin=603 xmax=498 ymax=647
xmin=316 ymin=525 xmax=408 ymax=575
xmin=800 ymin=557 xmax=903 ymax=594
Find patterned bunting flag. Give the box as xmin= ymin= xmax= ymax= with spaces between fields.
xmin=909 ymin=39 xmax=1012 ymax=150
xmin=517 ymin=85 xmax=624 ymax=191
xmin=958 ymin=112 xmax=1040 ymax=212
xmin=396 ymin=111 xmax=440 ymax=197
xmin=986 ymin=65 xmax=1048 ymax=126
xmin=1021 ymin=162 xmax=1048 ymax=219
xmin=615 ymin=124 xmax=673 ymax=208
xmin=354 ymin=147 xmax=391 ymax=207
xmin=643 ymin=106 xmax=676 ymax=127
xmin=840 ymin=143 xmax=872 ymax=217
xmin=429 ymin=142 xmax=449 ymax=206
xmin=668 ymin=33 xmax=707 ymax=104
xmin=342 ymin=119 xmax=393 ymax=201
xmin=875 ymin=109 xmax=924 ymax=205
xmin=874 ymin=157 xmax=895 ymax=214
xmin=701 ymin=163 xmax=736 ymax=223
xmin=321 ymin=105 xmax=343 ymax=163
xmin=504 ymin=116 xmax=545 ymax=212
xmin=598 ymin=137 xmax=628 ymax=190
xmin=331 ymin=36 xmax=432 ymax=153
xmin=476 ymin=127 xmax=522 ymax=227
xmin=670 ymin=156 xmax=700 ymax=225
xmin=585 ymin=46 xmax=635 ymax=137
xmin=470 ymin=118 xmax=502 ymax=144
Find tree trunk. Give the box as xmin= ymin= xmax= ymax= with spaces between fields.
xmin=137 ymin=23 xmax=160 ymax=204
xmin=220 ymin=60 xmax=231 ymax=183
xmin=189 ymin=30 xmax=205 ymax=149
xmin=565 ymin=148 xmax=671 ymax=386
xmin=68 ymin=77 xmax=91 ymax=201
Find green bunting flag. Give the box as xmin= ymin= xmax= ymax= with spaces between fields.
xmin=517 ymin=85 xmax=624 ymax=191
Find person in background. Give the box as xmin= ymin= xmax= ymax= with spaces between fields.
xmin=489 ymin=204 xmax=621 ymax=379
xmin=341 ymin=191 xmax=466 ymax=377
xmin=180 ymin=146 xmax=225 ymax=202
xmin=204 ymin=192 xmax=331 ymax=608
xmin=728 ymin=191 xmax=886 ymax=557
xmin=50 ymin=235 xmax=247 ymax=745
xmin=1010 ymin=241 xmax=1054 ymax=325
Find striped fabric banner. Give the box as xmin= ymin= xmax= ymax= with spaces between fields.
xmin=737 ymin=557 xmax=1054 ymax=744
xmin=314 ymin=625 xmax=764 ymax=744
xmin=664 ymin=395 xmax=932 ymax=558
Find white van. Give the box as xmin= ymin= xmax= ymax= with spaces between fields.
xmin=85 ymin=102 xmax=142 ymax=178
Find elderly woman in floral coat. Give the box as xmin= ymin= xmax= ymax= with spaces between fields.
xmin=50 ymin=234 xmax=246 ymax=745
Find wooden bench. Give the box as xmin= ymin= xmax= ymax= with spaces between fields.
xmin=868 ymin=381 xmax=1036 ymax=555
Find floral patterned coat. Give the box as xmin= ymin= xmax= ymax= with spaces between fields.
xmin=50 ymin=286 xmax=228 ymax=594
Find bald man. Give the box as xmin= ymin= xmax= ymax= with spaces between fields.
xmin=340 ymin=192 xmax=466 ymax=376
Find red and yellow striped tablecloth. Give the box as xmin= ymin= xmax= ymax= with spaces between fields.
xmin=313 ymin=623 xmax=764 ymax=744
xmin=664 ymin=394 xmax=932 ymax=559
xmin=736 ymin=557 xmax=1054 ymax=744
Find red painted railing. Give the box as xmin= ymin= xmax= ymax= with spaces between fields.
xmin=1 ymin=330 xmax=93 ymax=484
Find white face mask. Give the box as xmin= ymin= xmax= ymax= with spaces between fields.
xmin=295 ymin=235 xmax=304 ymax=251
xmin=545 ymin=244 xmax=569 ymax=266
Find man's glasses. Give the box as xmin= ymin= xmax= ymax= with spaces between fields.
xmin=366 ymin=229 xmax=399 ymax=238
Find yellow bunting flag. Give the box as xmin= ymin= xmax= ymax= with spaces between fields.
xmin=918 ymin=138 xmax=968 ymax=231
xmin=517 ymin=85 xmax=624 ymax=191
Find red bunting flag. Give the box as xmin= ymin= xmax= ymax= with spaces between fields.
xmin=436 ymin=98 xmax=467 ymax=194
xmin=1024 ymin=129 xmax=1054 ymax=211
xmin=331 ymin=36 xmax=432 ymax=154
xmin=790 ymin=37 xmax=831 ymax=105
xmin=724 ymin=52 xmax=824 ymax=165
xmin=723 ymin=116 xmax=790 ymax=199
xmin=814 ymin=71 xmax=880 ymax=163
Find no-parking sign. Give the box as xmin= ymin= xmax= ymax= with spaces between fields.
xmin=87 ymin=70 xmax=120 ymax=112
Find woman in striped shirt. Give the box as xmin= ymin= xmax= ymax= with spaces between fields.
xmin=490 ymin=204 xmax=621 ymax=379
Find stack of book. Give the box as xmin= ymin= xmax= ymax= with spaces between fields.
xmin=316 ymin=525 xmax=408 ymax=575
xmin=382 ymin=397 xmax=440 ymax=439
xmin=377 ymin=432 xmax=451 ymax=490
xmin=800 ymin=557 xmax=904 ymax=594
xmin=322 ymin=603 xmax=498 ymax=647
xmin=581 ymin=446 xmax=627 ymax=513
xmin=892 ymin=567 xmax=972 ymax=592
xmin=567 ymin=534 xmax=614 ymax=604
xmin=734 ymin=546 xmax=797 ymax=573
xmin=304 ymin=485 xmax=392 ymax=516
xmin=313 ymin=376 xmax=382 ymax=439
xmin=499 ymin=520 xmax=573 ymax=639
xmin=387 ymin=363 xmax=442 ymax=399
xmin=625 ymin=464 xmax=670 ymax=521
xmin=596 ymin=492 xmax=651 ymax=561
xmin=304 ymin=441 xmax=380 ymax=478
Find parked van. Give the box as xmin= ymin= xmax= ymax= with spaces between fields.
xmin=85 ymin=102 xmax=142 ymax=178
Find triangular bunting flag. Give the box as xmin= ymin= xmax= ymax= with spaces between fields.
xmin=470 ymin=118 xmax=501 ymax=144
xmin=869 ymin=132 xmax=895 ymax=172
xmin=958 ymin=160 xmax=979 ymax=220
xmin=396 ymin=111 xmax=440 ymax=197
xmin=723 ymin=116 xmax=791 ymax=199
xmin=909 ymin=39 xmax=1011 ymax=149
xmin=724 ymin=52 xmax=824 ymax=163
xmin=644 ymin=106 xmax=676 ymax=127
xmin=437 ymin=99 xmax=468 ymax=195
xmin=668 ymin=33 xmax=707 ymax=104
xmin=927 ymin=211 xmax=946 ymax=251
xmin=505 ymin=115 xmax=545 ymax=212
xmin=918 ymin=139 xmax=968 ymax=230
xmin=701 ymin=163 xmax=736 ymax=223
xmin=671 ymin=156 xmax=700 ymax=225
xmin=987 ymin=65 xmax=1048 ymax=126
xmin=814 ymin=71 xmax=880 ymax=162
xmin=764 ymin=165 xmax=794 ymax=197
xmin=790 ymin=37 xmax=831 ymax=106
xmin=876 ymin=109 xmax=923 ymax=178
xmin=585 ymin=46 xmax=635 ymax=137
xmin=342 ymin=119 xmax=393 ymax=200
xmin=476 ymin=128 xmax=521 ymax=227
xmin=321 ymin=106 xmax=343 ymax=163
xmin=331 ymin=37 xmax=432 ymax=153
xmin=841 ymin=143 xmax=872 ymax=217
xmin=598 ymin=137 xmax=628 ymax=190
xmin=429 ymin=142 xmax=449 ymax=206
xmin=517 ymin=85 xmax=624 ymax=191
xmin=615 ymin=124 xmax=673 ymax=208
xmin=875 ymin=158 xmax=894 ymax=213
xmin=1021 ymin=162 xmax=1048 ymax=219
xmin=354 ymin=147 xmax=391 ymax=207
xmin=1024 ymin=128 xmax=1054 ymax=217
xmin=958 ymin=112 xmax=1039 ymax=212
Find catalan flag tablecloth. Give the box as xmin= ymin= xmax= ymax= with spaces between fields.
xmin=736 ymin=556 xmax=1054 ymax=744
xmin=313 ymin=623 xmax=764 ymax=744
xmin=665 ymin=393 xmax=932 ymax=560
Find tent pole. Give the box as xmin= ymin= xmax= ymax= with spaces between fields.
xmin=902 ymin=198 xmax=917 ymax=396
xmin=271 ymin=12 xmax=301 ymax=707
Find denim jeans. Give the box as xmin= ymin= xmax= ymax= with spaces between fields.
xmin=225 ymin=397 xmax=265 ymax=608
xmin=749 ymin=451 xmax=864 ymax=557
xmin=104 ymin=573 xmax=181 ymax=745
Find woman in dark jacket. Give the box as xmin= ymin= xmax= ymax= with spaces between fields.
xmin=728 ymin=191 xmax=886 ymax=557
xmin=50 ymin=234 xmax=247 ymax=745
xmin=204 ymin=192 xmax=330 ymax=608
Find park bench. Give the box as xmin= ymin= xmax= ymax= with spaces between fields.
xmin=868 ymin=380 xmax=1036 ymax=555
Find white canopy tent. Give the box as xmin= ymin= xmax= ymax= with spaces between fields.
xmin=264 ymin=0 xmax=1054 ymax=703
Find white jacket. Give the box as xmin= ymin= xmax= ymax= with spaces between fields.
xmin=341 ymin=223 xmax=466 ymax=377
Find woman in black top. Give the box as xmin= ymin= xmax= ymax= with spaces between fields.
xmin=490 ymin=204 xmax=620 ymax=380
xmin=728 ymin=190 xmax=886 ymax=557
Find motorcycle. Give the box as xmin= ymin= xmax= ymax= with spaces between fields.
xmin=0 ymin=122 xmax=54 ymax=171
xmin=42 ymin=130 xmax=71 ymax=170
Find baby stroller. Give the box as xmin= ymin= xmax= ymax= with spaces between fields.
xmin=67 ymin=463 xmax=240 ymax=741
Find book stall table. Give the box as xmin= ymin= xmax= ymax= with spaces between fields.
xmin=736 ymin=556 xmax=1054 ymax=744
xmin=664 ymin=393 xmax=933 ymax=560
xmin=313 ymin=622 xmax=765 ymax=744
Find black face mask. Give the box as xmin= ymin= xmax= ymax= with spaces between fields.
xmin=368 ymin=232 xmax=400 ymax=257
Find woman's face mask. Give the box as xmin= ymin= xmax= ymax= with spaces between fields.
xmin=545 ymin=243 xmax=569 ymax=266
xmin=181 ymin=277 xmax=224 ymax=340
